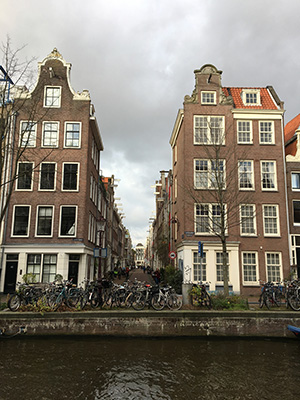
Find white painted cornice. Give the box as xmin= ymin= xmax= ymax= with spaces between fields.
xmin=169 ymin=109 xmax=184 ymax=148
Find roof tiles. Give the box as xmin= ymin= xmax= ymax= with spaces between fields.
xmin=222 ymin=87 xmax=278 ymax=110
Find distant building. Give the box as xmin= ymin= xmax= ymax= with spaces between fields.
xmin=135 ymin=243 xmax=145 ymax=267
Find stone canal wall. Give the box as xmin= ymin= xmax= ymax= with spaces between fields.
xmin=1 ymin=310 xmax=300 ymax=338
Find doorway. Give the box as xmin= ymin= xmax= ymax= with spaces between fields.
xmin=68 ymin=254 xmax=80 ymax=285
xmin=4 ymin=254 xmax=19 ymax=293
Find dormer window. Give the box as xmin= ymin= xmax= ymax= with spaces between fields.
xmin=242 ymin=89 xmax=261 ymax=106
xmin=201 ymin=91 xmax=216 ymax=105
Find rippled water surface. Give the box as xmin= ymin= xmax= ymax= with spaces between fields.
xmin=1 ymin=336 xmax=300 ymax=400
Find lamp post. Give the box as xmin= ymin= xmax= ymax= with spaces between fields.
xmin=97 ymin=216 xmax=106 ymax=279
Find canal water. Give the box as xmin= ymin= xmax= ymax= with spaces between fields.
xmin=1 ymin=336 xmax=300 ymax=400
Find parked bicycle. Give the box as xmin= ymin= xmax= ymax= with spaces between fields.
xmin=190 ymin=282 xmax=212 ymax=309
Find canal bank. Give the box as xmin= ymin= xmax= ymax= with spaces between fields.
xmin=1 ymin=309 xmax=299 ymax=339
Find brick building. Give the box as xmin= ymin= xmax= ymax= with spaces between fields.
xmin=0 ymin=49 xmax=105 ymax=292
xmin=170 ymin=64 xmax=290 ymax=295
xmin=285 ymin=114 xmax=300 ymax=278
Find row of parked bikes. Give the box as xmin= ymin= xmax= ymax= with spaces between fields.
xmin=7 ymin=278 xmax=183 ymax=312
xmin=259 ymin=279 xmax=300 ymax=310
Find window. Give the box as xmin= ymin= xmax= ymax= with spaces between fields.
xmin=64 ymin=122 xmax=81 ymax=148
xmin=39 ymin=163 xmax=56 ymax=190
xmin=261 ymin=161 xmax=277 ymax=190
xmin=60 ymin=206 xmax=77 ymax=237
xmin=26 ymin=254 xmax=57 ymax=283
xmin=292 ymin=172 xmax=300 ymax=190
xmin=12 ymin=205 xmax=30 ymax=236
xmin=42 ymin=254 xmax=57 ymax=283
xmin=237 ymin=121 xmax=252 ymax=144
xmin=242 ymin=252 xmax=258 ymax=284
xmin=240 ymin=205 xmax=256 ymax=235
xmin=194 ymin=159 xmax=225 ymax=189
xmin=20 ymin=121 xmax=36 ymax=147
xmin=195 ymin=203 xmax=225 ymax=235
xmin=241 ymin=89 xmax=261 ymax=106
xmin=27 ymin=254 xmax=41 ymax=281
xmin=266 ymin=252 xmax=282 ymax=282
xmin=42 ymin=122 xmax=59 ymax=147
xmin=193 ymin=252 xmax=207 ymax=281
xmin=293 ymin=201 xmax=300 ymax=224
xmin=62 ymin=163 xmax=79 ymax=191
xmin=238 ymin=161 xmax=254 ymax=190
xmin=259 ymin=121 xmax=274 ymax=144
xmin=17 ymin=162 xmax=33 ymax=190
xmin=194 ymin=116 xmax=225 ymax=145
xmin=44 ymin=86 xmax=61 ymax=108
xmin=201 ymin=91 xmax=216 ymax=105
xmin=36 ymin=206 xmax=53 ymax=236
xmin=263 ymin=205 xmax=280 ymax=236
xmin=216 ymin=252 xmax=229 ymax=282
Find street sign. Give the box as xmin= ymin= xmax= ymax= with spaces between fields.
xmin=198 ymin=241 xmax=203 ymax=257
xmin=169 ymin=251 xmax=177 ymax=260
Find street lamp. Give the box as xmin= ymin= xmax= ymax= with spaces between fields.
xmin=97 ymin=216 xmax=106 ymax=279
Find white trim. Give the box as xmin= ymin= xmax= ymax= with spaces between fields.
xmin=238 ymin=160 xmax=255 ymax=191
xmin=64 ymin=121 xmax=82 ymax=148
xmin=42 ymin=121 xmax=60 ymax=147
xmin=201 ymin=91 xmax=216 ymax=105
xmin=35 ymin=205 xmax=54 ymax=237
xmin=61 ymin=162 xmax=80 ymax=192
xmin=263 ymin=204 xmax=280 ymax=237
xmin=232 ymin=110 xmax=283 ymax=120
xmin=259 ymin=120 xmax=275 ymax=145
xmin=241 ymin=251 xmax=260 ymax=286
xmin=43 ymin=86 xmax=62 ymax=108
xmin=19 ymin=120 xmax=37 ymax=147
xmin=241 ymin=89 xmax=261 ymax=106
xmin=11 ymin=205 xmax=31 ymax=237
xmin=237 ymin=120 xmax=253 ymax=144
xmin=265 ymin=251 xmax=283 ymax=283
xmin=16 ymin=161 xmax=34 ymax=191
xmin=59 ymin=205 xmax=78 ymax=238
xmin=260 ymin=160 xmax=277 ymax=191
xmin=38 ymin=162 xmax=57 ymax=191
xmin=239 ymin=204 xmax=257 ymax=236
xmin=194 ymin=115 xmax=225 ymax=145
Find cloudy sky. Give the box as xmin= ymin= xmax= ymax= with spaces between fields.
xmin=2 ymin=0 xmax=300 ymax=246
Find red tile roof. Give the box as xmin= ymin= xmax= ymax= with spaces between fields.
xmin=284 ymin=113 xmax=300 ymax=143
xmin=222 ymin=87 xmax=278 ymax=110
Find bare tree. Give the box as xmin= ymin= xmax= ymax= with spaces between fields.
xmin=0 ymin=37 xmax=57 ymax=225
xmin=185 ymin=119 xmax=256 ymax=296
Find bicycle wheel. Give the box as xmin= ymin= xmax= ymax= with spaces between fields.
xmin=259 ymin=294 xmax=264 ymax=308
xmin=8 ymin=294 xmax=22 ymax=311
xmin=132 ymin=292 xmax=146 ymax=311
xmin=288 ymin=294 xmax=300 ymax=311
xmin=151 ymin=293 xmax=166 ymax=311
xmin=90 ymin=291 xmax=100 ymax=308
xmin=48 ymin=294 xmax=61 ymax=311
xmin=67 ymin=291 xmax=80 ymax=308
xmin=167 ymin=293 xmax=182 ymax=311
xmin=80 ymin=293 xmax=89 ymax=310
xmin=125 ymin=292 xmax=134 ymax=308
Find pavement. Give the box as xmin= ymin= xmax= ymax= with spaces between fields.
xmin=114 ymin=267 xmax=155 ymax=286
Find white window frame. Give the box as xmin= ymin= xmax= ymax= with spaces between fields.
xmin=39 ymin=162 xmax=56 ymax=191
xmin=238 ymin=160 xmax=254 ymax=190
xmin=42 ymin=121 xmax=59 ymax=147
xmin=237 ymin=120 xmax=253 ymax=144
xmin=261 ymin=160 xmax=277 ymax=191
xmin=241 ymin=89 xmax=261 ymax=106
xmin=35 ymin=205 xmax=54 ymax=237
xmin=265 ymin=252 xmax=282 ymax=283
xmin=59 ymin=205 xmax=77 ymax=238
xmin=216 ymin=252 xmax=229 ymax=283
xmin=193 ymin=251 xmax=207 ymax=282
xmin=19 ymin=121 xmax=37 ymax=147
xmin=194 ymin=115 xmax=225 ymax=145
xmin=62 ymin=162 xmax=80 ymax=192
xmin=242 ymin=252 xmax=259 ymax=285
xmin=64 ymin=122 xmax=82 ymax=148
xmin=194 ymin=159 xmax=225 ymax=189
xmin=16 ymin=161 xmax=34 ymax=191
xmin=263 ymin=204 xmax=280 ymax=237
xmin=291 ymin=172 xmax=300 ymax=191
xmin=259 ymin=121 xmax=275 ymax=144
xmin=44 ymin=86 xmax=61 ymax=108
xmin=240 ymin=204 xmax=257 ymax=236
xmin=11 ymin=205 xmax=31 ymax=237
xmin=195 ymin=203 xmax=227 ymax=235
xmin=293 ymin=200 xmax=300 ymax=226
xmin=201 ymin=91 xmax=216 ymax=105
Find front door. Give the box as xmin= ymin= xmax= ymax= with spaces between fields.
xmin=68 ymin=255 xmax=80 ymax=285
xmin=4 ymin=257 xmax=19 ymax=293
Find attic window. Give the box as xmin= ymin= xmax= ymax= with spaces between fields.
xmin=201 ymin=91 xmax=216 ymax=105
xmin=242 ymin=89 xmax=261 ymax=106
